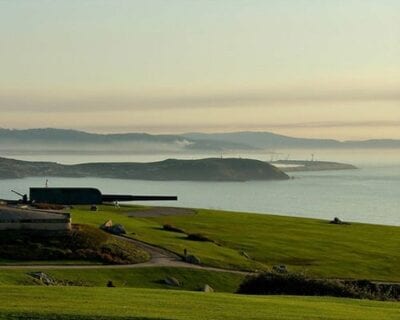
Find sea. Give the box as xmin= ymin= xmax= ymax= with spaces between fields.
xmin=1 ymin=149 xmax=399 ymax=226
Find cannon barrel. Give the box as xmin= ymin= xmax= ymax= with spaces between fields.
xmin=29 ymin=187 xmax=177 ymax=205
xmin=102 ymin=194 xmax=177 ymax=202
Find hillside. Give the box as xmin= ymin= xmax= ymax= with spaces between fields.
xmin=183 ymin=131 xmax=400 ymax=149
xmin=0 ymin=287 xmax=398 ymax=320
xmin=1 ymin=128 xmax=399 ymax=154
xmin=0 ymin=128 xmax=254 ymax=152
xmin=0 ymin=157 xmax=289 ymax=181
xmin=72 ymin=205 xmax=400 ymax=282
xmin=0 ymin=205 xmax=399 ymax=319
xmin=0 ymin=223 xmax=149 ymax=265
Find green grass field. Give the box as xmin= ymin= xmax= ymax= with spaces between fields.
xmin=0 ymin=286 xmax=399 ymax=320
xmin=0 ymin=267 xmax=244 ymax=292
xmin=1 ymin=205 xmax=399 ymax=319
xmin=71 ymin=205 xmax=400 ymax=282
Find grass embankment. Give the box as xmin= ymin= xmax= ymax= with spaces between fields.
xmin=0 ymin=224 xmax=149 ymax=265
xmin=0 ymin=286 xmax=398 ymax=320
xmin=0 ymin=267 xmax=244 ymax=292
xmin=72 ymin=205 xmax=400 ymax=281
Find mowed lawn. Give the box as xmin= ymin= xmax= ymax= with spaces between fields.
xmin=71 ymin=205 xmax=400 ymax=281
xmin=0 ymin=267 xmax=244 ymax=293
xmin=0 ymin=286 xmax=399 ymax=320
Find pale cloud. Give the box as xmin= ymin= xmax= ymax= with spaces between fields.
xmin=0 ymin=87 xmax=399 ymax=113
xmin=1 ymin=0 xmax=399 ymax=140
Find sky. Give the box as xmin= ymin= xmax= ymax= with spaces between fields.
xmin=0 ymin=0 xmax=399 ymax=140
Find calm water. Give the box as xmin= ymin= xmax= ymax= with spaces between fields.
xmin=1 ymin=150 xmax=399 ymax=226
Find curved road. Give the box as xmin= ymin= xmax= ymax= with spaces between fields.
xmin=0 ymin=235 xmax=250 ymax=275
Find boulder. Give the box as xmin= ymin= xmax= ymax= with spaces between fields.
xmin=100 ymin=220 xmax=126 ymax=235
xmin=240 ymin=251 xmax=250 ymax=259
xmin=185 ymin=254 xmax=201 ymax=265
xmin=28 ymin=272 xmax=56 ymax=285
xmin=100 ymin=220 xmax=113 ymax=229
xmin=330 ymin=217 xmax=343 ymax=224
xmin=202 ymin=284 xmax=214 ymax=292
xmin=164 ymin=276 xmax=181 ymax=287
xmin=330 ymin=217 xmax=350 ymax=225
xmin=272 ymin=264 xmax=288 ymax=274
xmin=109 ymin=224 xmax=126 ymax=235
xmin=107 ymin=280 xmax=116 ymax=287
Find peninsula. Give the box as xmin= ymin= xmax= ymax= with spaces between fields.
xmin=272 ymin=160 xmax=357 ymax=172
xmin=0 ymin=157 xmax=289 ymax=181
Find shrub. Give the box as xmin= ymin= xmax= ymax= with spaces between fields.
xmin=187 ymin=233 xmax=213 ymax=242
xmin=237 ymin=272 xmax=400 ymax=300
xmin=163 ymin=224 xmax=185 ymax=233
xmin=0 ymin=225 xmax=149 ymax=265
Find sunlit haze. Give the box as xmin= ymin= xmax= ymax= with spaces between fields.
xmin=1 ymin=0 xmax=399 ymax=140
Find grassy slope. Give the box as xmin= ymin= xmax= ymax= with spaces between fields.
xmin=0 ymin=286 xmax=398 ymax=320
xmin=72 ymin=206 xmax=400 ymax=281
xmin=0 ymin=267 xmax=244 ymax=293
xmin=0 ymin=224 xmax=150 ymax=265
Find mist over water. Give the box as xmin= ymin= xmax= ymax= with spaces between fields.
xmin=1 ymin=149 xmax=399 ymax=226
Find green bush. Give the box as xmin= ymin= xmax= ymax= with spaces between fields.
xmin=0 ymin=225 xmax=149 ymax=264
xmin=162 ymin=224 xmax=185 ymax=233
xmin=237 ymin=272 xmax=400 ymax=301
xmin=186 ymin=233 xmax=213 ymax=242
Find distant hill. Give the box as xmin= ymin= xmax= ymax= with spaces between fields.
xmin=0 ymin=128 xmax=254 ymax=153
xmin=183 ymin=132 xmax=400 ymax=149
xmin=0 ymin=157 xmax=289 ymax=181
xmin=0 ymin=128 xmax=399 ymax=153
xmin=272 ymin=160 xmax=357 ymax=172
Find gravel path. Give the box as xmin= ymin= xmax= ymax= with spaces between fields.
xmin=0 ymin=235 xmax=250 ymax=275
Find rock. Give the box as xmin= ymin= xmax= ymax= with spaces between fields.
xmin=109 ymin=224 xmax=126 ymax=235
xmin=185 ymin=254 xmax=201 ymax=265
xmin=100 ymin=220 xmax=126 ymax=235
xmin=100 ymin=220 xmax=113 ymax=229
xmin=272 ymin=264 xmax=288 ymax=274
xmin=28 ymin=272 xmax=56 ymax=285
xmin=240 ymin=251 xmax=250 ymax=259
xmin=107 ymin=280 xmax=115 ymax=287
xmin=330 ymin=217 xmax=350 ymax=225
xmin=330 ymin=217 xmax=343 ymax=224
xmin=164 ymin=276 xmax=181 ymax=287
xmin=202 ymin=284 xmax=214 ymax=292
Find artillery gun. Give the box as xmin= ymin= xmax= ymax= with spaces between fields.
xmin=3 ymin=188 xmax=177 ymax=205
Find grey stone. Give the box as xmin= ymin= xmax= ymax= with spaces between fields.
xmin=272 ymin=264 xmax=288 ymax=274
xmin=202 ymin=284 xmax=214 ymax=292
xmin=100 ymin=220 xmax=126 ymax=235
xmin=185 ymin=254 xmax=201 ymax=265
xmin=100 ymin=220 xmax=113 ymax=230
xmin=164 ymin=276 xmax=181 ymax=287
xmin=28 ymin=272 xmax=56 ymax=285
xmin=109 ymin=224 xmax=126 ymax=235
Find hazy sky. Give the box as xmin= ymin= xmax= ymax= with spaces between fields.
xmin=1 ymin=0 xmax=399 ymax=140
